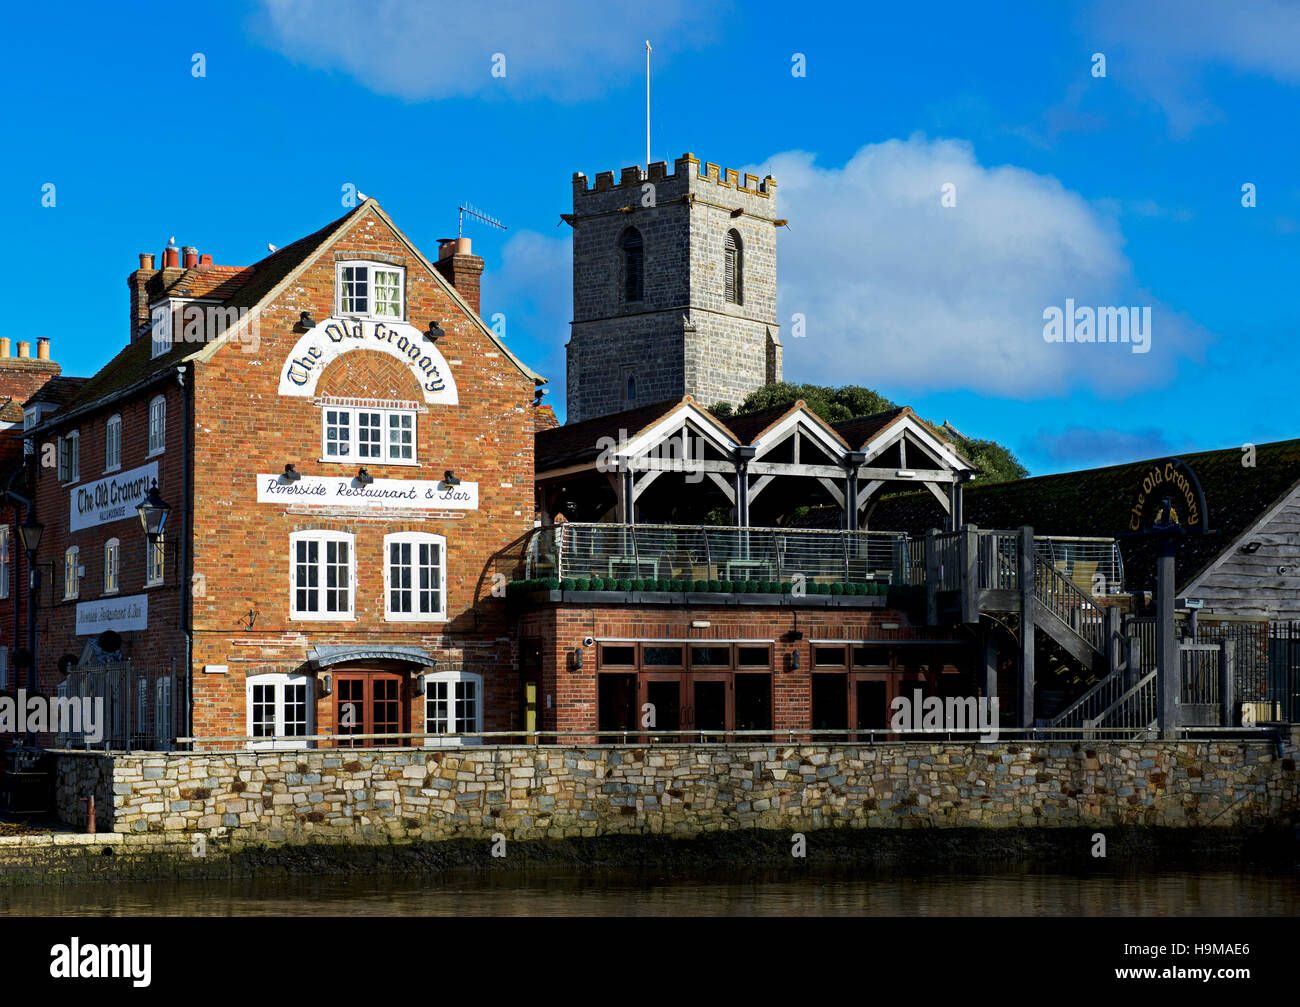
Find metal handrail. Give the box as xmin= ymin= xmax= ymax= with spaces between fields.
xmin=1034 ymin=556 xmax=1106 ymax=655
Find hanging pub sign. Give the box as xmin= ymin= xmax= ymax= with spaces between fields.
xmin=70 ymin=461 xmax=160 ymax=532
xmin=277 ymin=317 xmax=459 ymax=405
xmin=1126 ymin=457 xmax=1210 ymax=535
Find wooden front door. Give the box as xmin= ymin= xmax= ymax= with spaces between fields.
xmin=335 ymin=671 xmax=405 ymax=747
xmin=637 ymin=672 xmax=684 ymax=740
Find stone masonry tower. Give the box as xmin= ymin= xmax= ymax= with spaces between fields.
xmin=566 ymin=153 xmax=782 ymax=423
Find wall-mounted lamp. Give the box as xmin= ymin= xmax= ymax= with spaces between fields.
xmin=136 ymin=481 xmax=172 ymax=539
xmin=296 ymin=311 xmax=316 ymax=332
xmin=1242 ymin=541 xmax=1262 ymax=554
xmin=356 ymin=467 xmax=374 ymax=485
xmin=790 ymin=650 xmax=801 ymax=672
xmin=319 ymin=672 xmax=333 ymax=697
xmin=283 ymin=463 xmax=302 ymax=482
xmin=443 ymin=470 xmax=461 ymax=486
xmin=413 ymin=674 xmax=427 ymax=697
xmin=424 ymin=320 xmax=444 ymax=343
xmin=571 ymin=648 xmax=584 ymax=672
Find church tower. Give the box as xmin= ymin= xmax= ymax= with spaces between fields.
xmin=565 ymin=153 xmax=782 ymax=423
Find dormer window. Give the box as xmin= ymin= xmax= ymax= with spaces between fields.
xmin=150 ymin=302 xmax=172 ymax=358
xmin=337 ymin=261 xmax=404 ymax=320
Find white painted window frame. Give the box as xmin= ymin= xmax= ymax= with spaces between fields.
xmin=423 ymin=669 xmax=482 ymax=746
xmin=247 ymin=672 xmax=315 ymax=750
xmin=320 ymin=403 xmax=419 ymax=465
xmin=104 ymin=538 xmax=120 ymax=595
xmin=64 ymin=546 xmax=80 ymax=600
xmin=289 ymin=530 xmax=356 ymax=621
xmin=335 ymin=260 xmax=404 ymax=321
xmin=105 ymin=413 xmax=122 ymax=473
xmin=147 ymin=395 xmax=166 ymax=457
xmin=383 ymin=531 xmax=448 ymax=622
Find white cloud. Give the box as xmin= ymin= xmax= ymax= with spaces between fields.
xmin=1084 ymin=0 xmax=1300 ymax=134
xmin=252 ymin=0 xmax=719 ymax=101
xmin=753 ymin=136 xmax=1207 ymax=398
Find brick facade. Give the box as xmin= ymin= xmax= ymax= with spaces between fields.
xmin=20 ymin=201 xmax=539 ymax=748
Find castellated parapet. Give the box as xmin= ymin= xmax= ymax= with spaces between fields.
xmin=566 ymin=153 xmax=783 ymax=424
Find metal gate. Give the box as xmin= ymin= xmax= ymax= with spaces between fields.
xmin=56 ymin=662 xmax=177 ymax=751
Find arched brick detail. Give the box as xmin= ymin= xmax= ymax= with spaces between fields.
xmin=317 ymin=350 xmax=423 ymax=401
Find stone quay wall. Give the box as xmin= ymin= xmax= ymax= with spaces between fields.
xmin=49 ymin=730 xmax=1299 ymax=845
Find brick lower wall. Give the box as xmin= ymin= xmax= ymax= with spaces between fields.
xmin=50 ymin=729 xmax=1300 ymax=843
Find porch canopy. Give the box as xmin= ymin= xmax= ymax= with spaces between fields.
xmin=536 ymin=396 xmax=977 ymax=530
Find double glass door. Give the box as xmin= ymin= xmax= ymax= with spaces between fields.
xmin=633 ymin=672 xmax=771 ymax=741
xmin=335 ymin=671 xmax=405 ymax=746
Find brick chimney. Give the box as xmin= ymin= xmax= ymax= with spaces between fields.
xmin=435 ymin=237 xmax=484 ymax=317
xmin=129 ymin=252 xmax=159 ymax=342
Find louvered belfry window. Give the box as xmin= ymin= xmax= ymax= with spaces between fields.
xmin=621 ymin=228 xmax=644 ymax=303
xmin=724 ymin=229 xmax=742 ymax=304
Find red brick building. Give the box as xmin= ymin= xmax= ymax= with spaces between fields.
xmin=18 ymin=200 xmax=543 ymax=749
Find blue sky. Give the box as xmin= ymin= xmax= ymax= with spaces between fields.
xmin=4 ymin=1 xmax=1296 ymax=475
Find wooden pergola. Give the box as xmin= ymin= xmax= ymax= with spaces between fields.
xmin=535 ymin=397 xmax=977 ymax=530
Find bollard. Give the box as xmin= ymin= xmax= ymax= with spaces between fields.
xmin=85 ymin=794 xmax=96 ymax=835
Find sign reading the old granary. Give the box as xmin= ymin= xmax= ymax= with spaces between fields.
xmin=256 ymin=473 xmax=478 ymax=510
xmin=1127 ymin=457 xmax=1210 ymax=534
xmin=76 ymin=594 xmax=148 ymax=635
xmin=277 ymin=317 xmax=460 ymax=405
xmin=70 ymin=462 xmax=160 ymax=532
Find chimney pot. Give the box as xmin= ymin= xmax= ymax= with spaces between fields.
xmin=438 ymin=237 xmax=472 ymax=260
xmin=139 ymin=252 xmax=155 ymax=270
xmin=36 ymin=337 xmax=50 ymax=361
xmin=182 ymin=246 xmax=199 ymax=268
xmin=0 ymin=338 xmax=10 ymax=358
xmin=163 ymin=247 xmax=180 ymax=268
xmin=16 ymin=341 xmax=30 ymax=359
xmin=199 ymin=253 xmax=213 ymax=266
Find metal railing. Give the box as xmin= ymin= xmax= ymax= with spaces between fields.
xmin=171 ymin=724 xmax=1281 ymax=751
xmin=534 ymin=523 xmax=909 ymax=587
xmin=1035 ymin=535 xmax=1125 ymax=595
xmin=56 ymin=661 xmax=178 ymax=751
xmin=1034 ymin=557 xmax=1107 ymax=655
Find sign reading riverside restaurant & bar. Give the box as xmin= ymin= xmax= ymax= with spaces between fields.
xmin=76 ymin=594 xmax=148 ymax=635
xmin=70 ymin=462 xmax=159 ymax=532
xmin=277 ymin=317 xmax=460 ymax=405
xmin=256 ymin=473 xmax=478 ymax=510
xmin=1127 ymin=457 xmax=1210 ymax=534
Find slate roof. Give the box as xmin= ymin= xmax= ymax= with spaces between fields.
xmin=33 ymin=199 xmax=544 ymax=434
xmin=25 ymin=376 xmax=90 ymax=407
xmin=536 ymin=398 xmax=692 ymax=471
xmin=868 ymin=438 xmax=1300 ymax=592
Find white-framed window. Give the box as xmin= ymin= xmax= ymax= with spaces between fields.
xmin=290 ymin=530 xmax=355 ymax=620
xmin=247 ymin=673 xmax=314 ymax=750
xmin=384 ymin=532 xmax=447 ymax=621
xmin=423 ymin=670 xmax=482 ymax=745
xmin=64 ymin=546 xmax=80 ymax=600
xmin=104 ymin=538 xmax=120 ymax=594
xmin=105 ymin=414 xmax=122 ymax=472
xmin=58 ymin=431 xmax=80 ymax=483
xmin=145 ymin=535 xmax=165 ymax=587
xmin=0 ymin=525 xmax=9 ymax=601
xmin=320 ymin=403 xmax=418 ymax=464
xmin=336 ymin=261 xmax=404 ymax=320
xmin=151 ymin=302 xmax=172 ymax=359
xmin=147 ymin=395 xmax=166 ymax=456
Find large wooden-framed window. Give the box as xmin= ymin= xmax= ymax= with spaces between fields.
xmin=336 ymin=261 xmax=405 ymax=320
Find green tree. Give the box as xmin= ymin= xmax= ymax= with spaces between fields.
xmin=710 ymin=384 xmax=1026 ymax=484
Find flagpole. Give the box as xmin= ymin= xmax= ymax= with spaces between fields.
xmin=645 ymin=40 xmax=652 ymax=173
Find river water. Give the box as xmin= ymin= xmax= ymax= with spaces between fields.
xmin=3 ymin=867 xmax=1297 ymax=916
